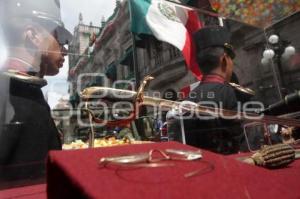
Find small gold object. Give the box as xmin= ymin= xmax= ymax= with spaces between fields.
xmin=229 ymin=82 xmax=255 ymax=96
xmin=135 ymin=75 xmax=154 ymax=103
xmin=224 ymin=43 xmax=234 ymax=50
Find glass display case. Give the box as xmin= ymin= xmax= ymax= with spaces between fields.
xmin=1 ymin=0 xmax=300 ymax=196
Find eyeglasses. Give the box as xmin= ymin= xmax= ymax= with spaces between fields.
xmin=100 ymin=149 xmax=202 ymax=164
xmin=99 ymin=149 xmax=207 ymax=178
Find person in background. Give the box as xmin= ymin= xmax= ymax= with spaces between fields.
xmin=0 ymin=0 xmax=72 ymax=183
xmin=187 ymin=26 xmax=236 ymax=109
xmin=183 ymin=26 xmax=242 ymax=154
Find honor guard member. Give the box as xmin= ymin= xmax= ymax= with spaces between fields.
xmin=180 ymin=26 xmax=244 ymax=154
xmin=188 ymin=26 xmax=237 ymax=108
xmin=0 ymin=0 xmax=72 ymax=182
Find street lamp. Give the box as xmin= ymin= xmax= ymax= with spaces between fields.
xmin=261 ymin=34 xmax=296 ymax=99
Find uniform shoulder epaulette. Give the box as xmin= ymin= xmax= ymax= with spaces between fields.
xmin=229 ymin=82 xmax=255 ymax=97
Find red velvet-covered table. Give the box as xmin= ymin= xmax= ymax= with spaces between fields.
xmin=47 ymin=142 xmax=300 ymax=199
xmin=0 ymin=184 xmax=46 ymax=199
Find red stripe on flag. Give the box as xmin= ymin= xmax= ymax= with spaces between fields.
xmin=186 ymin=10 xmax=202 ymax=33
xmin=180 ymin=85 xmax=191 ymax=99
xmin=182 ymin=10 xmax=203 ymax=80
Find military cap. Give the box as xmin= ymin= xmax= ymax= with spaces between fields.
xmin=1 ymin=0 xmax=72 ymax=45
xmin=193 ymin=26 xmax=235 ymax=59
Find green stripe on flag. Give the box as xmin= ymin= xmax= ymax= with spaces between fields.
xmin=129 ymin=0 xmax=152 ymax=35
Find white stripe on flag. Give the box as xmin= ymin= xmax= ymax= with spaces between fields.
xmin=190 ymin=81 xmax=200 ymax=91
xmin=146 ymin=0 xmax=188 ymax=50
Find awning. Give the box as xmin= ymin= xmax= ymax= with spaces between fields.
xmin=105 ymin=63 xmax=117 ymax=80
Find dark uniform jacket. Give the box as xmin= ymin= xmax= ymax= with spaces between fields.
xmin=176 ymin=74 xmax=242 ymax=154
xmin=0 ymin=74 xmax=61 ymax=181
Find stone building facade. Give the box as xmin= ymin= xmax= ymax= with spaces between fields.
xmin=69 ymin=13 xmax=101 ymax=71
xmin=68 ymin=0 xmax=300 ymax=109
xmin=68 ymin=0 xmax=199 ymax=103
xmin=229 ymin=11 xmax=300 ymax=106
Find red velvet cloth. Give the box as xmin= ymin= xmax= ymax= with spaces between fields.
xmin=47 ymin=142 xmax=300 ymax=199
xmin=0 ymin=184 xmax=46 ymax=199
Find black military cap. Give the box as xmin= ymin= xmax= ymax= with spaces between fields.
xmin=193 ymin=26 xmax=235 ymax=59
xmin=1 ymin=0 xmax=72 ymax=45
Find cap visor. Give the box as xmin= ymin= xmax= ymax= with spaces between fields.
xmin=56 ymin=26 xmax=73 ymax=45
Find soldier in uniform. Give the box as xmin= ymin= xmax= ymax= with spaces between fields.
xmin=187 ymin=26 xmax=237 ymax=108
xmin=0 ymin=0 xmax=72 ymax=182
xmin=181 ymin=26 xmax=244 ymax=154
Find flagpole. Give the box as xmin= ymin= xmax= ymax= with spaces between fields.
xmin=131 ymin=34 xmax=140 ymax=90
xmin=128 ymin=0 xmax=140 ymax=90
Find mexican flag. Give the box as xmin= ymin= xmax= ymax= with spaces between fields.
xmin=130 ymin=0 xmax=203 ymax=80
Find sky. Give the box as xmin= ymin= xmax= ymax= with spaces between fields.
xmin=42 ymin=0 xmax=116 ymax=108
